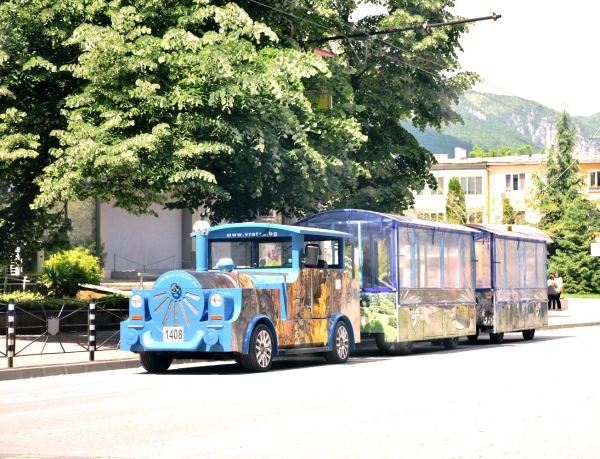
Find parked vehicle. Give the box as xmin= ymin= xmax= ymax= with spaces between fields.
xmin=120 ymin=211 xmax=551 ymax=371
xmin=120 ymin=222 xmax=360 ymax=372
xmin=297 ymin=210 xmax=550 ymax=353
xmin=467 ymin=224 xmax=550 ymax=343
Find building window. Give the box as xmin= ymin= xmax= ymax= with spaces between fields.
xmin=418 ymin=177 xmax=445 ymax=195
xmin=422 ymin=212 xmax=444 ymax=221
xmin=589 ymin=171 xmax=600 ymax=190
xmin=467 ymin=212 xmax=483 ymax=224
xmin=455 ymin=177 xmax=483 ymax=195
xmin=506 ymin=173 xmax=526 ymax=191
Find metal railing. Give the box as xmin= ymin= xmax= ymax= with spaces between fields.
xmin=113 ymin=254 xmax=194 ymax=272
xmin=1 ymin=296 xmax=128 ymax=368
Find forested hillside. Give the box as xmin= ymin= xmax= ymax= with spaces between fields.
xmin=404 ymin=92 xmax=600 ymax=157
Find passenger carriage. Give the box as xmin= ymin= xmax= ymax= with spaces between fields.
xmin=120 ymin=222 xmax=360 ymax=372
xmin=468 ymin=224 xmax=550 ymax=343
xmin=297 ymin=209 xmax=478 ymax=355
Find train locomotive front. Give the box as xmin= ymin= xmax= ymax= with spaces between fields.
xmin=120 ymin=221 xmax=361 ymax=372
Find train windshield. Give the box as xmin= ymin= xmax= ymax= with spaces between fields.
xmin=209 ymin=238 xmax=293 ymax=269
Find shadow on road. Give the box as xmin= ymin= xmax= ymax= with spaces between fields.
xmin=138 ymin=333 xmax=573 ymax=376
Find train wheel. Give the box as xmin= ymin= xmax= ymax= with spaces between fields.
xmin=139 ymin=351 xmax=173 ymax=373
xmin=522 ymin=329 xmax=536 ymax=341
xmin=240 ymin=324 xmax=273 ymax=372
xmin=467 ymin=329 xmax=480 ymax=343
xmin=375 ymin=335 xmax=413 ymax=356
xmin=443 ymin=337 xmax=460 ymax=350
xmin=430 ymin=339 xmax=443 ymax=346
xmin=375 ymin=334 xmax=394 ymax=355
xmin=393 ymin=341 xmax=413 ymax=356
xmin=325 ymin=321 xmax=350 ymax=364
xmin=490 ymin=332 xmax=504 ymax=344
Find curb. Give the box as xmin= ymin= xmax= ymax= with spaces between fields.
xmin=542 ymin=321 xmax=600 ymax=331
xmin=0 ymin=359 xmax=141 ymax=381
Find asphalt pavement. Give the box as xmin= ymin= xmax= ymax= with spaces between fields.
xmin=1 ymin=297 xmax=598 ymax=381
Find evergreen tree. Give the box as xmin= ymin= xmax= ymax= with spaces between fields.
xmin=502 ymin=198 xmax=515 ymax=224
xmin=445 ymin=178 xmax=466 ymax=224
xmin=530 ymin=111 xmax=600 ymax=293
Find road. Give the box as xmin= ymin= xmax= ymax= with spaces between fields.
xmin=1 ymin=327 xmax=600 ymax=459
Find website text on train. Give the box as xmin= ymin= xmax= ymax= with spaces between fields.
xmin=120 ymin=221 xmax=360 ymax=372
xmin=296 ymin=210 xmax=550 ymax=354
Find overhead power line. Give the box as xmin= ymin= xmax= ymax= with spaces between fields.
xmin=303 ymin=13 xmax=501 ymax=43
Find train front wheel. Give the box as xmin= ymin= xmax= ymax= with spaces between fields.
xmin=375 ymin=335 xmax=413 ymax=356
xmin=325 ymin=321 xmax=350 ymax=364
xmin=240 ymin=324 xmax=274 ymax=372
xmin=139 ymin=351 xmax=173 ymax=373
xmin=443 ymin=337 xmax=460 ymax=349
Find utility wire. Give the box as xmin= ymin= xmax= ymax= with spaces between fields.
xmin=246 ymin=0 xmax=598 ymax=153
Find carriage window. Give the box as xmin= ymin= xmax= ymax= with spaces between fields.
xmin=210 ymin=238 xmax=292 ymax=269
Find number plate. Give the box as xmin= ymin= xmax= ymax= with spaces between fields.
xmin=163 ymin=327 xmax=184 ymax=342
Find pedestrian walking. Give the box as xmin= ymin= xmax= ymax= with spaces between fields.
xmin=547 ymin=274 xmax=558 ymax=310
xmin=554 ymin=271 xmax=563 ymax=310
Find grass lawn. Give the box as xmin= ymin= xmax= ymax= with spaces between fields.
xmin=564 ymin=293 xmax=600 ymax=299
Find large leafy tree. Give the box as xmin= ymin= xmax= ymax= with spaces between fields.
xmin=242 ymin=0 xmax=479 ymax=211
xmin=530 ymin=111 xmax=600 ymax=293
xmin=32 ymin=0 xmax=365 ymax=222
xmin=2 ymin=0 xmax=480 ymax=264
xmin=0 ymin=1 xmax=80 ymax=265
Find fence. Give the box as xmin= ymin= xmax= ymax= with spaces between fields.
xmin=1 ymin=296 xmax=128 ymax=368
xmin=113 ymin=254 xmax=194 ymax=271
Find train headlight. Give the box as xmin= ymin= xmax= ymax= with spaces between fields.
xmin=131 ymin=294 xmax=144 ymax=308
xmin=210 ymin=293 xmax=223 ymax=308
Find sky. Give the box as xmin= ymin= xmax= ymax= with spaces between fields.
xmin=354 ymin=0 xmax=600 ymax=117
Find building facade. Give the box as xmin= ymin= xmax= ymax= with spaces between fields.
xmin=413 ymin=147 xmax=600 ymax=225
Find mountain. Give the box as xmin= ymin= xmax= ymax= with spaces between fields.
xmin=403 ymin=91 xmax=600 ymax=157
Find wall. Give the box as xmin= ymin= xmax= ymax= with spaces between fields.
xmin=101 ymin=202 xmax=183 ymax=272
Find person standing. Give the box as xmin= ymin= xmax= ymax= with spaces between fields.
xmin=547 ymin=274 xmax=558 ymax=310
xmin=554 ymin=271 xmax=563 ymax=310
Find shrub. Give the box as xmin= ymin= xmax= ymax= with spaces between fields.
xmin=0 ymin=291 xmax=44 ymax=304
xmin=40 ymin=248 xmax=103 ymax=297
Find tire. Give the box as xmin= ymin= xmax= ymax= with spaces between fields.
xmin=467 ymin=329 xmax=479 ymax=343
xmin=430 ymin=339 xmax=443 ymax=346
xmin=240 ymin=324 xmax=274 ymax=372
xmin=139 ymin=351 xmax=173 ymax=373
xmin=375 ymin=335 xmax=413 ymax=356
xmin=443 ymin=337 xmax=460 ymax=349
xmin=490 ymin=332 xmax=504 ymax=344
xmin=324 ymin=321 xmax=350 ymax=364
xmin=522 ymin=329 xmax=535 ymax=341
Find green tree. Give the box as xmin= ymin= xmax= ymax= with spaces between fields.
xmin=502 ymin=198 xmax=515 ymax=224
xmin=445 ymin=178 xmax=466 ymax=224
xmin=530 ymin=110 xmax=600 ymax=293
xmin=2 ymin=0 xmax=480 ymax=240
xmin=0 ymin=1 xmax=80 ymax=266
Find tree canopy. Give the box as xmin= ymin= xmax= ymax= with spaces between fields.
xmin=1 ymin=0 xmax=480 ymax=265
xmin=530 ymin=111 xmax=600 ymax=293
xmin=469 ymin=144 xmax=538 ymax=158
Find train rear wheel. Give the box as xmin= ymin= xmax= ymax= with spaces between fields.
xmin=430 ymin=339 xmax=443 ymax=346
xmin=443 ymin=337 xmax=460 ymax=350
xmin=467 ymin=329 xmax=479 ymax=343
xmin=522 ymin=329 xmax=536 ymax=341
xmin=490 ymin=332 xmax=504 ymax=344
xmin=139 ymin=351 xmax=173 ymax=373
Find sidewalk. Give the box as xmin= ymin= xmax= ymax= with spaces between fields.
xmin=1 ymin=298 xmax=599 ymax=381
